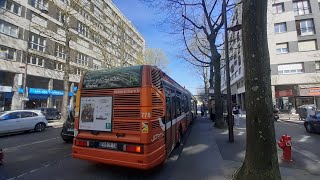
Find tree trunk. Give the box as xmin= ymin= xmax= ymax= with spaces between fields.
xmin=61 ymin=31 xmax=71 ymax=122
xmin=235 ymin=0 xmax=281 ymax=179
xmin=212 ymin=56 xmax=224 ymax=128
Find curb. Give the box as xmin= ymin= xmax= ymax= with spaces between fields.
xmin=279 ymin=119 xmax=304 ymax=125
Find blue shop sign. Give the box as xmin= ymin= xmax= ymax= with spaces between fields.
xmin=18 ymin=87 xmax=75 ymax=96
xmin=29 ymin=88 xmax=49 ymax=95
xmin=50 ymin=90 xmax=64 ymax=96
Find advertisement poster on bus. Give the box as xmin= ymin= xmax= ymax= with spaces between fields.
xmin=79 ymin=97 xmax=113 ymax=132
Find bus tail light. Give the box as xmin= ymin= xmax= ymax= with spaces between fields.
xmin=124 ymin=145 xmax=142 ymax=153
xmin=75 ymin=139 xmax=89 ymax=147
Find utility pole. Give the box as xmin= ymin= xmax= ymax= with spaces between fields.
xmin=223 ymin=0 xmax=234 ymax=143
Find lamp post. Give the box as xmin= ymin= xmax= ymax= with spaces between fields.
xmin=223 ymin=0 xmax=242 ymax=143
xmin=19 ymin=8 xmax=49 ymax=109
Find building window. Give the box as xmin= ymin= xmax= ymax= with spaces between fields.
xmin=296 ymin=19 xmax=314 ymax=36
xmin=238 ymin=56 xmax=241 ymax=65
xmin=278 ymin=63 xmax=304 ymax=74
xmin=80 ymin=9 xmax=90 ymax=21
xmin=276 ymin=43 xmax=289 ymax=54
xmin=93 ymin=64 xmax=100 ymax=70
xmin=298 ymin=40 xmax=317 ymax=51
xmin=92 ymin=33 xmax=101 ymax=45
xmin=274 ymin=22 xmax=287 ymax=33
xmin=57 ymin=10 xmax=68 ymax=24
xmin=0 ymin=45 xmax=16 ymax=61
xmin=316 ymin=61 xmax=320 ymax=72
xmin=293 ymin=0 xmax=311 ymax=16
xmin=77 ymin=21 xmax=88 ymax=37
xmin=93 ymin=6 xmax=102 ymax=19
xmin=0 ymin=0 xmax=21 ymax=15
xmin=55 ymin=62 xmax=63 ymax=71
xmin=0 ymin=20 xmax=18 ymax=38
xmin=30 ymin=0 xmax=48 ymax=11
xmin=27 ymin=56 xmax=44 ymax=67
xmin=29 ymin=33 xmax=46 ymax=52
xmin=60 ymin=0 xmax=70 ymax=5
xmin=76 ymin=53 xmax=88 ymax=66
xmin=55 ymin=44 xmax=66 ymax=60
xmin=75 ymin=68 xmax=82 ymax=75
xmin=272 ymin=3 xmax=284 ymax=13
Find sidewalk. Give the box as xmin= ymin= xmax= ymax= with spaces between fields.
xmin=279 ymin=114 xmax=305 ymax=125
xmin=168 ymin=116 xmax=319 ymax=180
xmin=47 ymin=120 xmax=64 ymax=128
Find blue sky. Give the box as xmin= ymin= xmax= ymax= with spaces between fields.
xmin=113 ymin=0 xmax=203 ymax=94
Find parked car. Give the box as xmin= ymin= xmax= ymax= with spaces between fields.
xmin=0 ymin=110 xmax=48 ymax=134
xmin=297 ymin=104 xmax=317 ymax=120
xmin=0 ymin=148 xmax=3 ymax=166
xmin=60 ymin=110 xmax=75 ymax=143
xmin=304 ymin=112 xmax=320 ymax=133
xmin=37 ymin=108 xmax=61 ymax=120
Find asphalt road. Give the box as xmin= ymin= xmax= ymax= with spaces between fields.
xmin=0 ymin=119 xmax=319 ymax=180
xmin=0 ymin=126 xmax=190 ymax=180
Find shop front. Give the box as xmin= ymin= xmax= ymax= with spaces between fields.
xmin=0 ymin=85 xmax=12 ymax=111
xmin=298 ymin=86 xmax=320 ymax=109
xmin=275 ymin=85 xmax=320 ymax=111
xmin=275 ymin=86 xmax=296 ymax=112
xmin=3 ymin=87 xmax=77 ymax=111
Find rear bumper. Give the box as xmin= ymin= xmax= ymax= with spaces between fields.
xmin=72 ymin=144 xmax=165 ymax=170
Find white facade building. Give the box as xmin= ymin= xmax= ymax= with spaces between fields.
xmin=0 ymin=0 xmax=145 ymax=111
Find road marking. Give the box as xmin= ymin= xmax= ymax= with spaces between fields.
xmin=6 ymin=153 xmax=72 ymax=180
xmin=3 ymin=137 xmax=60 ymax=151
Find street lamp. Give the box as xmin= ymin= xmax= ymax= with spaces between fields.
xmin=19 ymin=8 xmax=48 ymax=109
xmin=223 ymin=0 xmax=242 ymax=143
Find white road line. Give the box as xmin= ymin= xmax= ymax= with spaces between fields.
xmin=3 ymin=137 xmax=60 ymax=151
xmin=7 ymin=153 xmax=72 ymax=179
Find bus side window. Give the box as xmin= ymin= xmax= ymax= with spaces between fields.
xmin=171 ymin=91 xmax=176 ymax=118
xmin=176 ymin=95 xmax=181 ymax=116
xmin=165 ymin=89 xmax=171 ymax=123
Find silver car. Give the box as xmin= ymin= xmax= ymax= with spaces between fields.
xmin=0 ymin=110 xmax=48 ymax=134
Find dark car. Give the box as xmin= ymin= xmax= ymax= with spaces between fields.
xmin=61 ymin=111 xmax=75 ymax=143
xmin=0 ymin=148 xmax=3 ymax=166
xmin=304 ymin=112 xmax=320 ymax=133
xmin=37 ymin=108 xmax=61 ymax=120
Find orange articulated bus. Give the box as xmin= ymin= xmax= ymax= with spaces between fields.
xmin=72 ymin=65 xmax=197 ymax=169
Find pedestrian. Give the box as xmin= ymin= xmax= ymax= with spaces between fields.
xmin=233 ymin=105 xmax=240 ymax=127
xmin=238 ymin=105 xmax=242 ymax=117
xmin=201 ymin=103 xmax=205 ymax=117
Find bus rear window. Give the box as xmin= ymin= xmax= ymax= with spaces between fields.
xmin=82 ymin=66 xmax=142 ymax=89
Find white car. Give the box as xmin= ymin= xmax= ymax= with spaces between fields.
xmin=0 ymin=110 xmax=48 ymax=134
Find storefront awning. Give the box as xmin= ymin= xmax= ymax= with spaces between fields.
xmin=18 ymin=88 xmax=74 ymax=97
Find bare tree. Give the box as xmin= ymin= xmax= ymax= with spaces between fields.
xmin=30 ymin=0 xmax=92 ymax=121
xmin=235 ymin=0 xmax=281 ymax=179
xmin=144 ymin=48 xmax=169 ymax=72
xmin=143 ymin=0 xmax=238 ymax=128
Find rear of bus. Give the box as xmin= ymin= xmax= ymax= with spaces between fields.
xmin=72 ymin=65 xmax=166 ymax=169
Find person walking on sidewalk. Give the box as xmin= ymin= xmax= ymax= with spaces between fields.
xmin=233 ymin=105 xmax=240 ymax=127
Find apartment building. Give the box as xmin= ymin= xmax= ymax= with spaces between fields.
xmin=220 ymin=0 xmax=245 ymax=110
xmin=0 ymin=0 xmax=145 ymax=111
xmin=220 ymin=0 xmax=320 ymax=111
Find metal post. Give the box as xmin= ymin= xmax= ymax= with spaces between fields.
xmin=224 ymin=0 xmax=234 ymax=143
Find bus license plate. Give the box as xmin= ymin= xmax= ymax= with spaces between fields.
xmin=99 ymin=142 xmax=117 ymax=150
